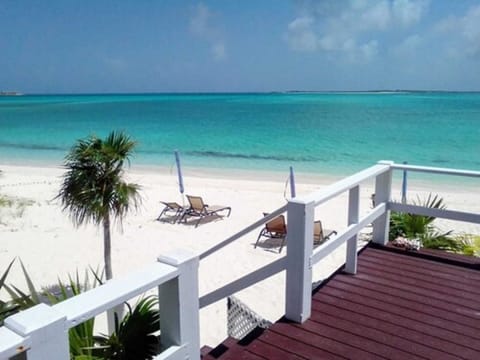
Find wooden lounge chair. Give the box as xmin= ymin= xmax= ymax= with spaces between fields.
xmin=255 ymin=215 xmax=336 ymax=253
xmin=180 ymin=195 xmax=232 ymax=227
xmin=157 ymin=201 xmax=185 ymax=223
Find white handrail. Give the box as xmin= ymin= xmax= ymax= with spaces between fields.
xmin=2 ymin=251 xmax=199 ymax=360
xmin=54 ymin=262 xmax=178 ymax=328
xmin=199 ymin=256 xmax=287 ymax=308
xmin=391 ymin=163 xmax=480 ymax=178
xmin=299 ymin=163 xmax=390 ymax=206
xmin=389 ymin=202 xmax=480 ymax=224
xmin=0 ymin=327 xmax=30 ymax=359
xmin=311 ymin=203 xmax=386 ymax=265
xmin=200 ymin=204 xmax=287 ymax=259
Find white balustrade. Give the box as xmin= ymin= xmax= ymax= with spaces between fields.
xmin=2 ymin=161 xmax=479 ymax=359
xmin=0 ymin=250 xmax=199 ymax=360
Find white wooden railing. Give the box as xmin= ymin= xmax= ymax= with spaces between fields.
xmin=0 ymin=250 xmax=200 ymax=360
xmin=1 ymin=161 xmax=479 ymax=359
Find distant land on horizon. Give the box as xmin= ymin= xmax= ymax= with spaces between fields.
xmin=0 ymin=91 xmax=23 ymax=96
xmin=3 ymin=89 xmax=480 ymax=96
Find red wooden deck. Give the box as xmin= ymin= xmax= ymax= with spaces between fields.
xmin=203 ymin=245 xmax=480 ymax=359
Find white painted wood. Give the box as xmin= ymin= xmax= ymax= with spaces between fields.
xmin=298 ymin=164 xmax=390 ymax=206
xmin=54 ymin=261 xmax=178 ymax=328
xmin=4 ymin=304 xmax=69 ymax=360
xmin=285 ymin=199 xmax=315 ymax=323
xmin=391 ymin=163 xmax=480 ymax=178
xmin=311 ymin=204 xmax=385 ymax=265
xmin=389 ymin=203 xmax=480 ymax=224
xmin=200 ymin=205 xmax=287 ymax=259
xmin=0 ymin=327 xmax=30 ymax=359
xmin=199 ymin=256 xmax=287 ymax=308
xmin=345 ymin=186 xmax=360 ymax=274
xmin=158 ymin=250 xmax=200 ymax=360
xmin=372 ymin=161 xmax=393 ymax=245
xmin=154 ymin=345 xmax=187 ymax=360
xmin=107 ymin=304 xmax=125 ymax=336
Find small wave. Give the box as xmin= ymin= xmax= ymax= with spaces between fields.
xmin=0 ymin=142 xmax=66 ymax=151
xmin=188 ymin=150 xmax=318 ymax=162
xmin=431 ymin=159 xmax=450 ymax=164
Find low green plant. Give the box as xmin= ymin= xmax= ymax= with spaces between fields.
xmin=389 ymin=194 xmax=456 ymax=250
xmin=453 ymin=233 xmax=480 ymax=257
xmin=0 ymin=194 xmax=13 ymax=207
xmin=1 ymin=260 xmax=161 ymax=360
xmin=91 ymin=296 xmax=160 ymax=360
xmin=1 ymin=259 xmax=103 ymax=359
xmin=0 ymin=259 xmax=20 ymax=325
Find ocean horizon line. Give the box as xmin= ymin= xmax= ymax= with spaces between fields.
xmin=4 ymin=89 xmax=480 ymax=96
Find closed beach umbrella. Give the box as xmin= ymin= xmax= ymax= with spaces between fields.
xmin=289 ymin=166 xmax=296 ymax=198
xmin=401 ymin=161 xmax=407 ymax=204
xmin=174 ymin=150 xmax=184 ymax=196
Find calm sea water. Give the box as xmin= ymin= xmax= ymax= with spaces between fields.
xmin=0 ymin=92 xmax=479 ymax=177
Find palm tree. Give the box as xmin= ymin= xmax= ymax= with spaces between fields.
xmin=57 ymin=131 xmax=141 ymax=280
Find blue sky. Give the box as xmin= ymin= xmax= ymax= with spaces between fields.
xmin=1 ymin=0 xmax=480 ymax=93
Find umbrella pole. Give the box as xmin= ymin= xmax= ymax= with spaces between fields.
xmin=174 ymin=150 xmax=185 ymax=206
xmin=289 ymin=166 xmax=296 ymax=198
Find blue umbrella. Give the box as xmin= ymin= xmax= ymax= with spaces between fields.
xmin=174 ymin=150 xmax=184 ymax=195
xmin=289 ymin=166 xmax=296 ymax=198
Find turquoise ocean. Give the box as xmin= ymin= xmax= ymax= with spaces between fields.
xmin=0 ymin=92 xmax=479 ymax=178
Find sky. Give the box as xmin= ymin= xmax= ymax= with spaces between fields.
xmin=1 ymin=0 xmax=480 ymax=93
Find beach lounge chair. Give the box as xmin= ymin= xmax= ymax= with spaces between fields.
xmin=255 ymin=215 xmax=336 ymax=253
xmin=254 ymin=214 xmax=287 ymax=253
xmin=180 ymin=195 xmax=232 ymax=227
xmin=157 ymin=201 xmax=185 ymax=223
xmin=313 ymin=220 xmax=337 ymax=245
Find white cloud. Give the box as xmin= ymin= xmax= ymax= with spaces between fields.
xmin=391 ymin=34 xmax=422 ymax=57
xmin=462 ymin=5 xmax=480 ymax=56
xmin=392 ymin=0 xmax=429 ymax=26
xmin=434 ymin=4 xmax=480 ymax=58
xmin=360 ymin=40 xmax=379 ymax=61
xmin=212 ymin=42 xmax=226 ymax=61
xmin=189 ymin=3 xmax=227 ymax=61
xmin=357 ymin=1 xmax=392 ymax=31
xmin=286 ymin=16 xmax=318 ymax=51
xmin=190 ymin=3 xmax=212 ymax=38
xmin=286 ymin=0 xmax=430 ymax=62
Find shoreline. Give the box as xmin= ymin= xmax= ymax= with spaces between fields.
xmin=1 ymin=159 xmax=478 ymax=192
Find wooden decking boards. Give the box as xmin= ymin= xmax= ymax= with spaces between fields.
xmin=203 ymin=245 xmax=480 ymax=359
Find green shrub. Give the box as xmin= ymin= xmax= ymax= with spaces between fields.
xmin=1 ymin=259 xmax=103 ymax=358
xmin=91 ymin=296 xmax=160 ymax=360
xmin=389 ymin=194 xmax=454 ymax=250
xmin=453 ymin=233 xmax=480 ymax=257
xmin=1 ymin=260 xmax=161 ymax=359
xmin=389 ymin=194 xmax=480 ymax=255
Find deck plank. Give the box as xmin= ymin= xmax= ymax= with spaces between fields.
xmin=309 ymin=304 xmax=476 ymax=360
xmin=204 ymin=246 xmax=480 ymax=359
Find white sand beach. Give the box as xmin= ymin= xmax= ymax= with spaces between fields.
xmin=1 ymin=163 xmax=479 ymax=346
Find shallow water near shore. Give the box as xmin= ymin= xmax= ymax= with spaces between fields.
xmin=1 ymin=92 xmax=479 ymax=179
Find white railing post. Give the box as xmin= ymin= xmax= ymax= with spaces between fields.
xmin=285 ymin=198 xmax=315 ymax=323
xmin=372 ymin=161 xmax=393 ymax=245
xmin=345 ymin=185 xmax=360 ymax=274
xmin=158 ymin=250 xmax=200 ymax=359
xmin=4 ymin=303 xmax=69 ymax=360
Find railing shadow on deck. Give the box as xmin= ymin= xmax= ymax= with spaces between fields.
xmin=1 ymin=161 xmax=479 ymax=359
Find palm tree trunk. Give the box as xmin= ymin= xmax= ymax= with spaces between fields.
xmin=103 ymin=213 xmax=113 ymax=280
